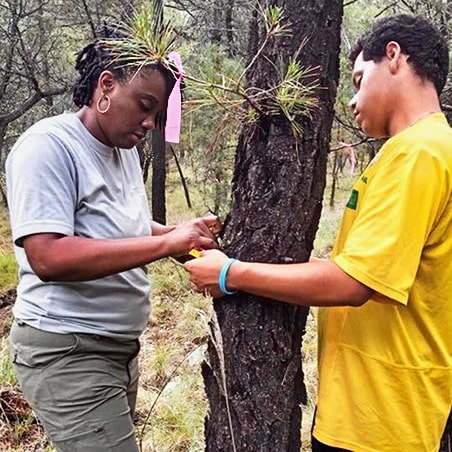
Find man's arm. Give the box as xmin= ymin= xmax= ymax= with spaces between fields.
xmin=185 ymin=249 xmax=373 ymax=307
xmin=228 ymin=258 xmax=372 ymax=306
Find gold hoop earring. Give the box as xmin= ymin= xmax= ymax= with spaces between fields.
xmin=96 ymin=95 xmax=111 ymax=114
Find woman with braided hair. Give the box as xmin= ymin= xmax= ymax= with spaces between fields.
xmin=6 ymin=26 xmax=220 ymax=451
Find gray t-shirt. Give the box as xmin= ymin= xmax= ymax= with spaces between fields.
xmin=6 ymin=113 xmax=152 ymax=340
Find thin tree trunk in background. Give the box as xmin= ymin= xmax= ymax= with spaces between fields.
xmin=170 ymin=144 xmax=192 ymax=209
xmin=151 ymin=128 xmax=166 ymax=224
xmin=203 ymin=0 xmax=343 ymax=450
xmin=149 ymin=0 xmax=167 ymax=225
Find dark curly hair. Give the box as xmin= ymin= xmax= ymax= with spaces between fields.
xmin=73 ymin=26 xmax=178 ymax=128
xmin=349 ymin=14 xmax=449 ymax=96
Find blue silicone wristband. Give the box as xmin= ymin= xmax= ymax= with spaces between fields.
xmin=218 ymin=258 xmax=238 ymax=295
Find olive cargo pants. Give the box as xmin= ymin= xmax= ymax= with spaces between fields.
xmin=9 ymin=320 xmax=140 ymax=452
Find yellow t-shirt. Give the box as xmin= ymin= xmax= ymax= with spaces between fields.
xmin=313 ymin=113 xmax=452 ymax=452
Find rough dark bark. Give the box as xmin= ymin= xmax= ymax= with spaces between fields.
xmin=203 ymin=0 xmax=343 ymax=450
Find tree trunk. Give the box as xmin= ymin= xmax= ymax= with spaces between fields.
xmin=151 ymin=128 xmax=167 ymax=224
xmin=203 ymin=0 xmax=343 ymax=450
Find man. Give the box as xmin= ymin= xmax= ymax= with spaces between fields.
xmin=185 ymin=14 xmax=451 ymax=451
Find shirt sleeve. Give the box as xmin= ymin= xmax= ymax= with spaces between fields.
xmin=334 ymin=146 xmax=448 ymax=304
xmin=6 ymin=132 xmax=78 ymax=246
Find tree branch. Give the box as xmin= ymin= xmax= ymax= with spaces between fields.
xmin=329 ymin=137 xmax=379 ymax=153
xmin=0 ymin=86 xmax=70 ymax=124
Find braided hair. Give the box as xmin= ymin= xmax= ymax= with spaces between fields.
xmin=73 ymin=26 xmax=177 ymax=117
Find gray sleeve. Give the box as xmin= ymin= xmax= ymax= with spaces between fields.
xmin=6 ymin=132 xmax=78 ymax=246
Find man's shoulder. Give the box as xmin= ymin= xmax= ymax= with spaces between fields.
xmin=410 ymin=113 xmax=452 ymax=142
xmin=387 ymin=113 xmax=451 ymax=160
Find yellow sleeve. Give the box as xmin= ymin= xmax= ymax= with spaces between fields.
xmin=334 ymin=145 xmax=448 ymax=304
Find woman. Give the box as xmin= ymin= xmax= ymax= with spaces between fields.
xmin=6 ymin=27 xmax=219 ymax=451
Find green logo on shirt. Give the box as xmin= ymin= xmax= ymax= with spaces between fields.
xmin=346 ymin=189 xmax=359 ymax=210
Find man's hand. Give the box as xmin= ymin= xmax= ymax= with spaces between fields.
xmin=184 ymin=249 xmax=231 ymax=296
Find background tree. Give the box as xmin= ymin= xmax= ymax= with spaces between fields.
xmin=150 ymin=128 xmax=167 ymax=223
xmin=147 ymin=0 xmax=168 ymax=224
xmin=180 ymin=43 xmax=243 ymax=218
xmin=168 ymin=0 xmax=251 ymax=58
xmin=202 ymin=0 xmax=344 ymax=449
xmin=0 ymin=0 xmax=139 ymax=203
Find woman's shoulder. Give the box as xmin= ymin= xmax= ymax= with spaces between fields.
xmin=8 ymin=113 xmax=83 ymax=167
xmin=15 ymin=113 xmax=79 ymax=148
xmin=30 ymin=112 xmax=79 ymax=135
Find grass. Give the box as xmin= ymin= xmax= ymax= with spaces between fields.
xmin=0 ymin=208 xmax=17 ymax=292
xmin=0 ymin=338 xmax=17 ymax=388
xmin=0 ymin=161 xmax=354 ymax=451
xmin=0 ymin=253 xmax=17 ymax=292
xmin=135 ymin=256 xmax=211 ymax=451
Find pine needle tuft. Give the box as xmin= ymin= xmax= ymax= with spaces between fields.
xmin=99 ymin=2 xmax=178 ymax=72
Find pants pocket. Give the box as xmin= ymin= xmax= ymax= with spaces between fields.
xmin=51 ymin=419 xmax=138 ymax=452
xmin=9 ymin=321 xmax=78 ymax=369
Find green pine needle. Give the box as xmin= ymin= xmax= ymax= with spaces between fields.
xmin=100 ymin=2 xmax=178 ymax=72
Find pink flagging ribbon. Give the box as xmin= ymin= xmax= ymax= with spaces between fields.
xmin=165 ymin=52 xmax=183 ymax=144
xmin=340 ymin=141 xmax=356 ymax=174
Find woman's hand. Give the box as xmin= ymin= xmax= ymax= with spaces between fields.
xmin=184 ymin=249 xmax=231 ymax=297
xmin=165 ymin=216 xmax=222 ymax=257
